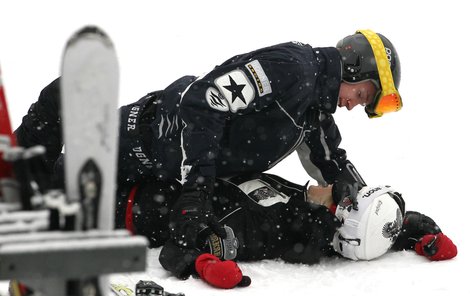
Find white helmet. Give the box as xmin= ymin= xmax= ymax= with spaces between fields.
xmin=332 ymin=185 xmax=404 ymax=261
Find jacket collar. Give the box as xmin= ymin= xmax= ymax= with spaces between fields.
xmin=311 ymin=47 xmax=342 ymax=114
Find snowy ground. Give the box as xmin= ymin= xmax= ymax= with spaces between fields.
xmin=1 ymin=0 xmax=469 ymax=295
xmin=111 ymin=246 xmax=466 ymax=296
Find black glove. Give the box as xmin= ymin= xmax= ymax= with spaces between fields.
xmin=392 ymin=211 xmax=441 ymax=251
xmin=332 ymin=180 xmax=360 ymax=211
xmin=169 ymin=183 xmax=226 ymax=249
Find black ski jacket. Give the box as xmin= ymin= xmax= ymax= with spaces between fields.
xmin=119 ymin=42 xmax=365 ymax=188
xmin=15 ymin=42 xmax=365 ymax=192
xmin=140 ymin=173 xmax=340 ymax=279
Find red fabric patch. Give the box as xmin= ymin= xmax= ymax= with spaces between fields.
xmin=329 ymin=203 xmax=337 ymax=214
xmin=125 ymin=184 xmax=139 ymax=234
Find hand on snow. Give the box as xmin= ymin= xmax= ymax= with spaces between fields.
xmin=415 ymin=233 xmax=457 ymax=261
xmin=195 ymin=253 xmax=251 ymax=289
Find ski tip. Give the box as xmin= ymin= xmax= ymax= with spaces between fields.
xmin=66 ymin=25 xmax=113 ymax=47
xmin=76 ymin=26 xmax=108 ymax=38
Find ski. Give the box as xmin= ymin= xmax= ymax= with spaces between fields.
xmin=60 ymin=25 xmax=120 ymax=295
xmin=1 ymin=26 xmax=148 ymax=296
xmin=61 ymin=25 xmax=119 ymax=232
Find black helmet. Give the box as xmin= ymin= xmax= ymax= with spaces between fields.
xmin=337 ymin=30 xmax=402 ymax=118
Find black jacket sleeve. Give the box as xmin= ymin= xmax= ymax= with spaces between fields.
xmin=159 ymin=240 xmax=202 ymax=279
xmin=178 ymin=43 xmax=319 ymax=187
xmin=392 ymin=211 xmax=442 ymax=250
xmin=281 ymin=197 xmax=341 ymax=264
xmin=14 ymin=78 xmax=62 ymax=175
xmin=297 ymin=110 xmax=366 ymax=187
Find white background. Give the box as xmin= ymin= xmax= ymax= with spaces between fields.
xmin=1 ymin=1 xmax=469 ymax=295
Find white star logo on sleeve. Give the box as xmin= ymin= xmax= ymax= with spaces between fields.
xmin=214 ymin=70 xmax=255 ymax=112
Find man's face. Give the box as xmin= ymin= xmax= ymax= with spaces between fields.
xmin=338 ymin=80 xmax=379 ymax=110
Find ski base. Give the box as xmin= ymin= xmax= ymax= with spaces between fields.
xmin=0 ymin=230 xmax=147 ymax=280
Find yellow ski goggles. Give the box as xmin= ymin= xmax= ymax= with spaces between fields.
xmin=357 ymin=29 xmax=403 ymax=118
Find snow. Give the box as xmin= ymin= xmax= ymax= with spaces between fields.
xmin=1 ymin=0 xmax=469 ymax=295
xmin=113 ymin=247 xmax=466 ymax=296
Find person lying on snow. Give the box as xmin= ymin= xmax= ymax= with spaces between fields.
xmin=122 ymin=173 xmax=457 ymax=289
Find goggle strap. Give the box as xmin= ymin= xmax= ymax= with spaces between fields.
xmin=356 ymin=30 xmax=397 ymax=96
xmin=357 ymin=29 xmax=402 ymax=116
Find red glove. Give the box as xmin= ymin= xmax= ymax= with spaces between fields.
xmin=415 ymin=233 xmax=457 ymax=261
xmin=195 ymin=253 xmax=250 ymax=289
